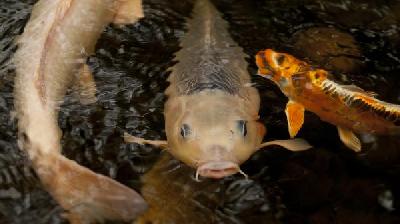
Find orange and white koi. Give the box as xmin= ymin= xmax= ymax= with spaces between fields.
xmin=256 ymin=49 xmax=400 ymax=152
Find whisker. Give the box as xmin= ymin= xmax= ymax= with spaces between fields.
xmin=238 ymin=168 xmax=248 ymax=180
xmin=195 ymin=169 xmax=201 ymax=182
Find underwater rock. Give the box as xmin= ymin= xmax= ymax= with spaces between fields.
xmin=306 ymin=0 xmax=388 ymax=28
xmin=369 ymin=1 xmax=400 ymax=49
xmin=292 ymin=27 xmax=363 ymax=73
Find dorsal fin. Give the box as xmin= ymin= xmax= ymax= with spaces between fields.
xmin=349 ymin=95 xmax=400 ymax=125
xmin=321 ymin=80 xmax=341 ymax=97
xmin=341 ymin=85 xmax=378 ymax=97
xmin=322 ymin=80 xmax=399 ymax=124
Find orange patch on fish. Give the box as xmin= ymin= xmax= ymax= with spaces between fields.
xmin=285 ymin=100 xmax=305 ymax=138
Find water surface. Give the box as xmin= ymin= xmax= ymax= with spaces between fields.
xmin=1 ymin=0 xmax=400 ymax=223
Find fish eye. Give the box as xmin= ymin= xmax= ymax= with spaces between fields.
xmin=276 ymin=54 xmax=285 ymax=66
xmin=237 ymin=120 xmax=247 ymax=136
xmin=180 ymin=124 xmax=191 ymax=138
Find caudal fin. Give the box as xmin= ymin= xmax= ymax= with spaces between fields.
xmin=33 ymin=153 xmax=147 ymax=223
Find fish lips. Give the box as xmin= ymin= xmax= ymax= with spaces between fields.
xmin=257 ymin=69 xmax=273 ymax=79
xmin=196 ymin=161 xmax=240 ymax=179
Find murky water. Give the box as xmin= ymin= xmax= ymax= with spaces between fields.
xmin=1 ymin=0 xmax=400 ymax=223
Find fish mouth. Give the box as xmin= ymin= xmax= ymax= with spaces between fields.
xmin=257 ymin=70 xmax=272 ymax=79
xmin=256 ymin=51 xmax=273 ymax=79
xmin=195 ymin=161 xmax=247 ymax=180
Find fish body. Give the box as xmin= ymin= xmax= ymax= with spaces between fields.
xmin=256 ymin=49 xmax=400 ymax=151
xmin=14 ymin=0 xmax=146 ymax=222
xmin=126 ymin=0 xmax=311 ymax=179
xmin=164 ymin=0 xmax=264 ymax=178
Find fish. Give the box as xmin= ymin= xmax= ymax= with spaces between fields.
xmin=255 ymin=49 xmax=400 ymax=152
xmin=13 ymin=0 xmax=146 ymax=223
xmin=135 ymin=153 xmax=226 ymax=224
xmin=125 ymin=0 xmax=311 ymax=180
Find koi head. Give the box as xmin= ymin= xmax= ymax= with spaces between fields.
xmin=256 ymin=49 xmax=327 ymax=89
xmin=256 ymin=49 xmax=303 ymax=80
xmin=164 ymin=92 xmax=265 ymax=179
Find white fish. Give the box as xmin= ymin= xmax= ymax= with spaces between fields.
xmin=13 ymin=0 xmax=146 ymax=223
xmin=125 ymin=0 xmax=311 ymax=180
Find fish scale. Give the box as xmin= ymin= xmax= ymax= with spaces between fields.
xmin=320 ymin=80 xmax=400 ymax=124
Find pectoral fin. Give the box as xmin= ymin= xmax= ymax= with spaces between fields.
xmin=337 ymin=127 xmax=361 ymax=152
xmin=257 ymin=138 xmax=312 ymax=151
xmin=75 ymin=63 xmax=97 ymax=105
xmin=113 ymin=0 xmax=144 ymax=25
xmin=285 ymin=100 xmax=305 ymax=138
xmin=124 ymin=132 xmax=168 ymax=149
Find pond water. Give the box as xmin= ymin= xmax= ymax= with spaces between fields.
xmin=1 ymin=0 xmax=400 ymax=223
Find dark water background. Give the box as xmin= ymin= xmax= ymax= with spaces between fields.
xmin=1 ymin=0 xmax=400 ymax=223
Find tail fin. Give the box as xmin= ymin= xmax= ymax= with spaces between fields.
xmin=32 ymin=152 xmax=147 ymax=223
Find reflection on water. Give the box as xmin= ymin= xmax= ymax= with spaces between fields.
xmin=1 ymin=0 xmax=400 ymax=223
